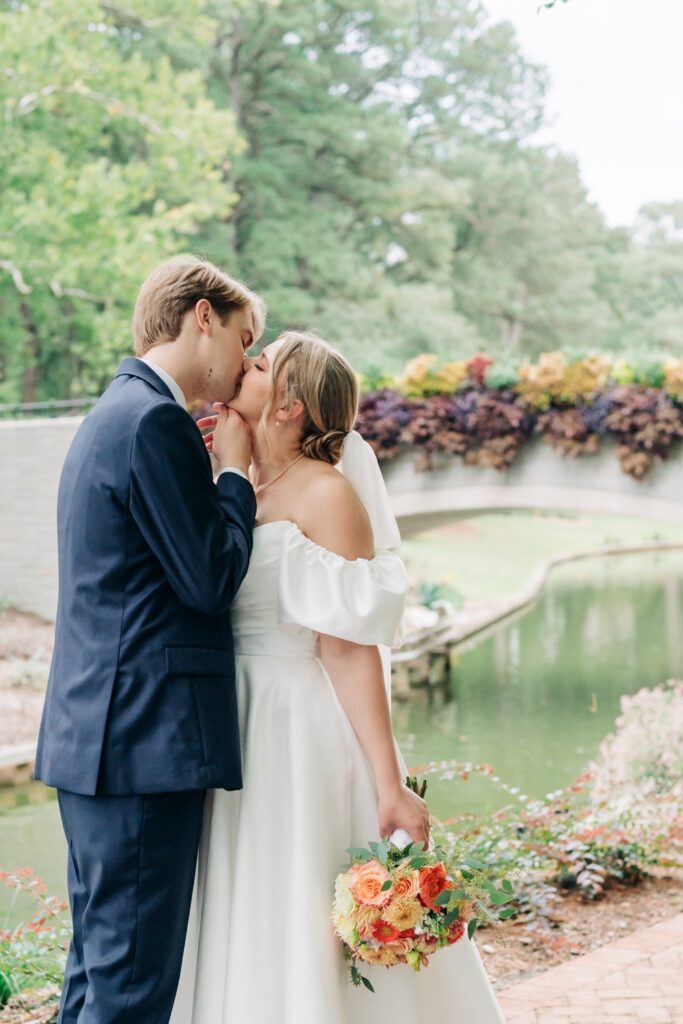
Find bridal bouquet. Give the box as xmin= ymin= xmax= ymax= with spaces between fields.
xmin=332 ymin=778 xmax=515 ymax=991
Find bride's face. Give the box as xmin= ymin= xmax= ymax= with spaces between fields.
xmin=228 ymin=339 xmax=285 ymax=424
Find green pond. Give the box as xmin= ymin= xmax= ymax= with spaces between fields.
xmin=394 ymin=548 xmax=683 ymax=820
xmin=2 ymin=547 xmax=683 ymax=926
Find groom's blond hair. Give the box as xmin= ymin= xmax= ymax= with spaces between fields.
xmin=133 ymin=257 xmax=266 ymax=355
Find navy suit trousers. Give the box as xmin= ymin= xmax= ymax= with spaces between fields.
xmin=57 ymin=789 xmax=205 ymax=1024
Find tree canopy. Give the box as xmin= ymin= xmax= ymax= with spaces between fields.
xmin=0 ymin=0 xmax=680 ymax=402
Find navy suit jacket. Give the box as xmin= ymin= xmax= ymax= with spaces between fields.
xmin=35 ymin=357 xmax=256 ymax=796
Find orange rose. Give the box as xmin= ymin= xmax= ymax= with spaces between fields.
xmin=418 ymin=863 xmax=452 ymax=911
xmin=349 ymin=862 xmax=392 ymax=907
xmin=392 ymin=871 xmax=419 ymax=899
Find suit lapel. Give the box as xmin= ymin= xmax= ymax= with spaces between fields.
xmin=114 ymin=357 xmax=175 ymax=403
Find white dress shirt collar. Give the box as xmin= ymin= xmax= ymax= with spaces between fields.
xmin=138 ymin=358 xmax=187 ymax=410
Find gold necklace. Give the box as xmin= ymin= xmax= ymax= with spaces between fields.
xmin=254 ymin=452 xmax=305 ymax=495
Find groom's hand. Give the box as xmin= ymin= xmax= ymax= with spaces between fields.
xmin=206 ymin=404 xmax=252 ymax=478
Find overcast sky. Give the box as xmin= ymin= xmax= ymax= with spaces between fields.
xmin=483 ymin=0 xmax=683 ymax=226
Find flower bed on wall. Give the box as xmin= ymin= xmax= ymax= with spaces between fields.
xmin=355 ymin=353 xmax=683 ymax=479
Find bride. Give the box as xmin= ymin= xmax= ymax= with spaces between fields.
xmin=170 ymin=332 xmax=505 ymax=1023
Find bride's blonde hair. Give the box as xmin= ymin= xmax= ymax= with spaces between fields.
xmin=260 ymin=331 xmax=358 ymax=465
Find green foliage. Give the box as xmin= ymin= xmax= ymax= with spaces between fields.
xmin=0 ymin=0 xmax=241 ymax=402
xmin=0 ymin=869 xmax=71 ymax=1007
xmin=200 ymin=0 xmax=548 ymax=363
xmin=418 ymin=581 xmax=447 ymax=608
xmin=423 ymin=679 xmax=683 ymax=927
xmin=1 ymin=0 xmax=682 ymax=402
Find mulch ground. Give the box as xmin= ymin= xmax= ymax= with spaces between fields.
xmin=0 ymin=609 xmax=54 ymax=665
xmin=0 ymin=609 xmax=53 ymax=749
xmin=478 ymin=874 xmax=683 ymax=990
xmin=0 ymin=989 xmax=59 ymax=1024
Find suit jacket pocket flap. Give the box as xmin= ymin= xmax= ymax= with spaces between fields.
xmin=165 ymin=646 xmax=229 ymax=676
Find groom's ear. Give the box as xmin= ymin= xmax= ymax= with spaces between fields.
xmin=194 ymin=298 xmax=212 ymax=333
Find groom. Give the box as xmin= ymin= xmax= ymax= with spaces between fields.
xmin=34 ymin=257 xmax=265 ymax=1023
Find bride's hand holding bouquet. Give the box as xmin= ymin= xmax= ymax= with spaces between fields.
xmin=378 ymin=774 xmax=430 ymax=850
xmin=333 ymin=777 xmax=515 ymax=992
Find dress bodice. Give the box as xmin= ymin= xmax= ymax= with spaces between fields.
xmin=231 ymin=521 xmax=408 ymax=659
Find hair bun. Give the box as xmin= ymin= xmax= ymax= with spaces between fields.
xmin=301 ymin=428 xmax=348 ymax=465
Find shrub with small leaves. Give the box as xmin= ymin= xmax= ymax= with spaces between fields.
xmin=399 ymin=395 xmax=470 ymax=470
xmin=460 ymin=390 xmax=534 ymax=470
xmin=411 ymin=684 xmax=683 ymax=926
xmin=664 ymin=358 xmax=683 ymax=401
xmin=603 ymin=386 xmax=683 ymax=478
xmin=355 ymin=389 xmax=414 ymax=461
xmin=0 ymin=869 xmax=70 ymax=1006
xmin=515 ymin=352 xmax=568 ymax=410
xmin=591 ymin=680 xmax=683 ymax=801
xmin=395 ymin=355 xmax=470 ymax=398
xmin=537 ymin=407 xmax=600 ymax=458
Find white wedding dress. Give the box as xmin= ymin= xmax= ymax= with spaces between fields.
xmin=170 ymin=513 xmax=505 ymax=1023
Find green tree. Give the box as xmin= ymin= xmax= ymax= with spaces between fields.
xmin=2 ymin=0 xmax=680 ymax=399
xmin=441 ymin=143 xmax=614 ymax=355
xmin=195 ymin=0 xmax=547 ymax=368
xmin=593 ymin=201 xmax=683 ymax=359
xmin=0 ymin=0 xmax=240 ymax=402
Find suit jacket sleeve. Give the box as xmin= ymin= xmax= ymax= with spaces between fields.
xmin=129 ymin=401 xmax=256 ymax=615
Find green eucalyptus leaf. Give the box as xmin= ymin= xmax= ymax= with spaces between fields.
xmin=346 ymin=848 xmax=372 ymax=862
xmin=377 ymin=840 xmax=390 ymax=865
xmin=489 ymin=891 xmax=516 ymax=905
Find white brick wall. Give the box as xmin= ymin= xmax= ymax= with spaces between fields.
xmin=0 ymin=418 xmax=82 ymax=621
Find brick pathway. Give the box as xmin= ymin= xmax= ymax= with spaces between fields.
xmin=497 ymin=913 xmax=683 ymax=1023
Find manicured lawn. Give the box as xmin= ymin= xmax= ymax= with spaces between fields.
xmin=400 ymin=510 xmax=683 ymax=606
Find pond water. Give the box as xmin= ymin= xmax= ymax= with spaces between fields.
xmin=2 ymin=548 xmax=683 ymax=926
xmin=392 ymin=548 xmax=683 ymax=820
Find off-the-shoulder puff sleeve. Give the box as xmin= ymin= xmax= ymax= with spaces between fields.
xmin=277 ymin=523 xmax=408 ymax=647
